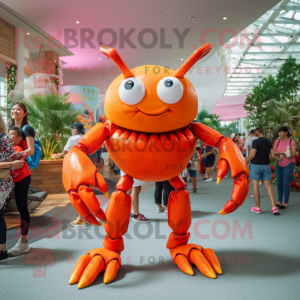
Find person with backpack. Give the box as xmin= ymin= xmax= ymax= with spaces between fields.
xmin=7 ymin=102 xmax=36 ymax=256
xmin=274 ymin=126 xmax=297 ymax=209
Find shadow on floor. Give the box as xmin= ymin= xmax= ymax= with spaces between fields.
xmin=86 ymin=248 xmax=300 ymax=288
xmin=192 ymin=211 xmax=215 ymax=218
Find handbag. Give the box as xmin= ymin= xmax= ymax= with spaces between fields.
xmin=0 ymin=168 xmax=10 ymax=179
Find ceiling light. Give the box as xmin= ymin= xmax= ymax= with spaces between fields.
xmin=76 ymin=21 xmax=80 ymax=24
xmin=98 ymin=58 xmax=101 ymax=60
xmin=223 ymin=17 xmax=227 ymax=20
xmin=72 ymin=43 xmax=76 ymax=45
xmin=26 ymin=33 xmax=30 ymax=35
xmin=181 ymin=58 xmax=184 ymax=60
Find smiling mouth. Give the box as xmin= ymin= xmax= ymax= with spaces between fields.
xmin=138 ymin=109 xmax=170 ymax=116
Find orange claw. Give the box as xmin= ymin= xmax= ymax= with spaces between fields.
xmin=78 ymin=255 xmax=105 ymax=289
xmin=69 ymin=254 xmax=92 ymax=285
xmin=174 ymin=254 xmax=194 ymax=276
xmin=202 ymin=248 xmax=222 ymax=275
xmin=170 ymin=244 xmax=221 ymax=279
xmin=216 ymin=138 xmax=250 ymax=215
xmin=63 ymin=146 xmax=109 ymax=224
xmin=103 ymin=260 xmax=120 ymax=284
xmin=190 ymin=249 xmax=216 ymax=279
xmin=69 ymin=248 xmax=121 ymax=289
xmin=216 ymin=159 xmax=228 ymax=184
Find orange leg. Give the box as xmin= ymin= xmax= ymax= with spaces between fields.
xmin=167 ymin=176 xmax=222 ymax=278
xmin=69 ymin=175 xmax=134 ymax=289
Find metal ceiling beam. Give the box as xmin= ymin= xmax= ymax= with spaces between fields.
xmin=228 ymin=79 xmax=262 ymax=81
xmin=228 ymin=0 xmax=292 ymax=83
xmin=240 ymin=33 xmax=298 ymax=37
xmin=228 ymin=82 xmax=261 ymax=84
xmin=247 ymin=43 xmax=300 ymax=46
xmin=272 ymin=4 xmax=300 ymax=10
xmin=240 ymin=58 xmax=300 ymax=61
xmin=242 ymin=51 xmax=300 ymax=54
xmin=256 ymin=19 xmax=300 ymax=25
xmin=230 ymin=75 xmax=275 ymax=78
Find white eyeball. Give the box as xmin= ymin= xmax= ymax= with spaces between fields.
xmin=157 ymin=76 xmax=184 ymax=104
xmin=119 ymin=77 xmax=145 ymax=105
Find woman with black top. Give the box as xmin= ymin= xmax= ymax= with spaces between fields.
xmin=7 ymin=102 xmax=34 ymax=256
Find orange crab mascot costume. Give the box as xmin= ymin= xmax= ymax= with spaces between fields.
xmin=63 ymin=44 xmax=249 ymax=289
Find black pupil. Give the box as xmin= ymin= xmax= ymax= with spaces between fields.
xmin=164 ymin=79 xmax=173 ymax=87
xmin=125 ymin=80 xmax=134 ymax=90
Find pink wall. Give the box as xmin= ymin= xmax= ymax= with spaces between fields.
xmin=213 ymin=94 xmax=248 ymax=121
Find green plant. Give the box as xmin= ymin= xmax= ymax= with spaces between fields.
xmin=244 ymin=56 xmax=300 ymax=142
xmin=40 ymin=136 xmax=60 ymax=160
xmin=196 ymin=109 xmax=222 ymax=131
xmin=220 ymin=122 xmax=238 ymax=135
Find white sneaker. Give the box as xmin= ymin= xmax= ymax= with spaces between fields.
xmin=156 ymin=207 xmax=165 ymax=213
xmin=164 ymin=210 xmax=168 ymax=215
xmin=205 ymin=178 xmax=213 ymax=182
xmin=8 ymin=239 xmax=30 ymax=256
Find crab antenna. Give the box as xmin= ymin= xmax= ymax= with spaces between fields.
xmin=173 ymin=43 xmax=212 ymax=78
xmin=100 ymin=45 xmax=135 ymax=79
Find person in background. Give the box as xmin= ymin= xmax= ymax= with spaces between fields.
xmin=246 ymin=128 xmax=279 ymax=215
xmin=120 ymin=170 xmax=151 ymax=222
xmin=244 ymin=130 xmax=259 ymax=159
xmin=0 ymin=113 xmax=25 ymax=261
xmin=114 ymin=164 xmax=121 ymax=178
xmin=181 ymin=161 xmax=191 ymax=183
xmin=7 ymin=103 xmax=35 ymax=256
xmin=235 ymin=133 xmax=243 ymax=152
xmin=63 ymin=122 xmax=84 ymax=155
xmin=201 ymin=144 xmax=208 ymax=179
xmin=241 ymin=133 xmax=246 ymax=157
xmin=231 ymin=133 xmax=236 ymax=143
xmin=154 ymin=180 xmax=175 ymax=215
xmin=202 ymin=145 xmax=216 ymax=182
xmin=190 ymin=148 xmax=201 ymax=193
xmin=8 ymin=127 xmax=31 ymax=184
xmin=274 ymin=126 xmax=296 ymax=209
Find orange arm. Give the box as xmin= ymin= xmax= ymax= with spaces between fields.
xmin=191 ymin=123 xmax=224 ymax=147
xmin=78 ymin=122 xmax=110 ymax=154
xmin=191 ymin=122 xmax=250 ymax=215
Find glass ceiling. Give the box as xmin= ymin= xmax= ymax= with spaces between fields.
xmin=224 ymin=0 xmax=300 ymax=96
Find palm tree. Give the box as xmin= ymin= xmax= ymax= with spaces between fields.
xmin=264 ymin=97 xmax=300 ymax=142
xmin=26 ymin=93 xmax=80 ymax=153
xmin=221 ymin=122 xmax=238 ymax=135
xmin=196 ymin=109 xmax=222 ymax=131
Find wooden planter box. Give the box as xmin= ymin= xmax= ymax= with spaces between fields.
xmin=31 ymin=159 xmax=66 ymax=194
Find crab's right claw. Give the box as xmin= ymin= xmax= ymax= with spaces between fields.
xmin=69 ymin=248 xmax=121 ymax=289
xmin=216 ymin=138 xmax=250 ymax=215
xmin=63 ymin=146 xmax=109 ymax=225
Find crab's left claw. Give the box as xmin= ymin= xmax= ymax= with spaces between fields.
xmin=216 ymin=138 xmax=250 ymax=215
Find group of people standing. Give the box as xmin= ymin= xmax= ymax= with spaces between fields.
xmin=244 ymin=126 xmax=297 ymax=215
xmin=0 ymin=102 xmax=35 ymax=262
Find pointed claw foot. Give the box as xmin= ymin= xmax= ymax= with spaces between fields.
xmin=170 ymin=244 xmax=222 ymax=278
xmin=69 ymin=248 xmax=121 ymax=289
